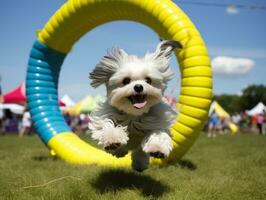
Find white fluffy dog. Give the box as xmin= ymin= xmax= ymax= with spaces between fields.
xmin=89 ymin=40 xmax=182 ymax=172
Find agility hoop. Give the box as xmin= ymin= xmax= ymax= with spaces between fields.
xmin=26 ymin=0 xmax=212 ymax=166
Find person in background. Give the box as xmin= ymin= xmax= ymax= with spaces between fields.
xmin=208 ymin=111 xmax=219 ymax=138
xmin=62 ymin=110 xmax=71 ymax=126
xmin=0 ymin=75 xmax=2 ymax=103
xmin=19 ymin=107 xmax=32 ymax=137
xmin=220 ymin=117 xmax=230 ymax=134
xmin=80 ymin=114 xmax=91 ymax=133
xmin=0 ymin=109 xmax=3 ymax=134
xmin=2 ymin=109 xmax=13 ymax=134
xmin=239 ymin=112 xmax=250 ymax=133
xmin=262 ymin=110 xmax=266 ymax=135
xmin=256 ymin=113 xmax=265 ymax=135
xmin=251 ymin=114 xmax=258 ymax=133
xmin=70 ymin=114 xmax=81 ymax=133
xmin=232 ymin=113 xmax=241 ymax=129
xmin=0 ymin=77 xmax=3 ymax=134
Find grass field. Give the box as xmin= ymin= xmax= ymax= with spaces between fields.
xmin=0 ymin=133 xmax=265 ymax=200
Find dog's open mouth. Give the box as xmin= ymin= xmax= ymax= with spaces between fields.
xmin=128 ymin=94 xmax=147 ymax=109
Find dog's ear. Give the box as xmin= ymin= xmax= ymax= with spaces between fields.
xmin=154 ymin=40 xmax=182 ymax=59
xmin=89 ymin=48 xmax=128 ymax=88
xmin=152 ymin=40 xmax=182 ymax=84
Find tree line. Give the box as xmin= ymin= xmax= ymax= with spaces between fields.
xmin=213 ymin=84 xmax=266 ymax=114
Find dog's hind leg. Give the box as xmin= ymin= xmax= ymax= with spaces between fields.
xmin=131 ymin=147 xmax=149 ymax=172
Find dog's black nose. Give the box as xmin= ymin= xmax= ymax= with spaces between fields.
xmin=134 ymin=84 xmax=143 ymax=93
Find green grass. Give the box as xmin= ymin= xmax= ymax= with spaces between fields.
xmin=0 ymin=133 xmax=265 ymax=200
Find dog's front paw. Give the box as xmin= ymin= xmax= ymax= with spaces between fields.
xmin=112 ymin=148 xmax=128 ymax=158
xmin=104 ymin=143 xmax=121 ymax=151
xmin=150 ymin=151 xmax=166 ymax=159
xmin=90 ymin=118 xmax=128 ymax=150
xmin=100 ymin=123 xmax=129 ymax=150
xmin=142 ymin=132 xmax=173 ymax=158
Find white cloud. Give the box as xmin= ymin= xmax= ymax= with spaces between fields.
xmin=211 ymin=56 xmax=255 ymax=75
xmin=226 ymin=5 xmax=239 ymax=15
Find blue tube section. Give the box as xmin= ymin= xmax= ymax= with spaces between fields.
xmin=26 ymin=40 xmax=71 ymax=144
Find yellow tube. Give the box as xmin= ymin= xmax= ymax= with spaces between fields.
xmin=34 ymin=0 xmax=213 ymax=166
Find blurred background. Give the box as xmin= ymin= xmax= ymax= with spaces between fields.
xmin=1 ymin=0 xmax=265 ymax=98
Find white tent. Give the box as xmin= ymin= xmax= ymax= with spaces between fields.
xmin=246 ymin=102 xmax=266 ymax=116
xmin=60 ymin=94 xmax=75 ymax=107
xmin=0 ymin=103 xmax=25 ymax=115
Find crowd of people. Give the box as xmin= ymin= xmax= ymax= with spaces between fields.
xmin=1 ymin=105 xmax=266 ymax=137
xmin=63 ymin=111 xmax=91 ymax=134
xmin=0 ymin=108 xmax=92 ymax=136
xmin=206 ymin=111 xmax=266 ymax=137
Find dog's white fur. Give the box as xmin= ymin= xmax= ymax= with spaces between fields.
xmin=89 ymin=40 xmax=181 ymax=172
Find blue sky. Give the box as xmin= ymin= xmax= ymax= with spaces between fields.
xmin=0 ymin=0 xmax=266 ymax=101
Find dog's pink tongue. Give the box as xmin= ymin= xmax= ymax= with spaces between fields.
xmin=133 ymin=101 xmax=147 ymax=109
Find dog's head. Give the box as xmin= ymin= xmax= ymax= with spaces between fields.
xmin=89 ymin=40 xmax=182 ymax=116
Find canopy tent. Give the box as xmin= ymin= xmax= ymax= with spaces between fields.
xmin=246 ymin=102 xmax=266 ymax=116
xmin=2 ymin=83 xmax=65 ymax=106
xmin=209 ymin=101 xmax=238 ymax=133
xmin=0 ymin=103 xmax=25 ymax=115
xmin=3 ymin=83 xmax=26 ymax=104
xmin=65 ymin=95 xmax=104 ymax=115
xmin=60 ymin=94 xmax=75 ymax=107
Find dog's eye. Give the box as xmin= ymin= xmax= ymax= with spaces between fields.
xmin=145 ymin=77 xmax=152 ymax=84
xmin=122 ymin=77 xmax=131 ymax=85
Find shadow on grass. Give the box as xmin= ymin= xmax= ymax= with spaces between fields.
xmin=32 ymin=155 xmax=57 ymax=161
xmin=91 ymin=169 xmax=170 ymax=198
xmin=176 ymin=159 xmax=197 ymax=170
